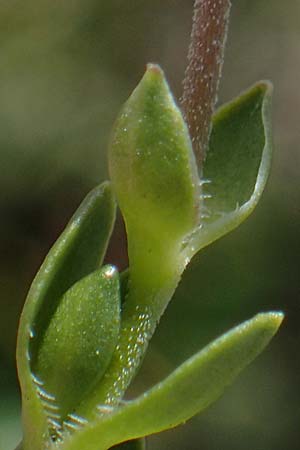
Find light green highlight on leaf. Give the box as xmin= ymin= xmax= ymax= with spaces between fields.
xmin=16 ymin=182 xmax=116 ymax=450
xmin=35 ymin=265 xmax=120 ymax=420
xmin=59 ymin=312 xmax=283 ymax=450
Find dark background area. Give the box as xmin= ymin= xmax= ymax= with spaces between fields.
xmin=0 ymin=1 xmax=299 ymax=449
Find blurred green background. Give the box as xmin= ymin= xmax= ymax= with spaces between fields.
xmin=0 ymin=1 xmax=299 ymax=449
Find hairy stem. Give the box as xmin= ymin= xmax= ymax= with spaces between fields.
xmin=181 ymin=0 xmax=231 ymax=168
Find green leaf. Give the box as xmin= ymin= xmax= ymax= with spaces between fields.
xmin=34 ymin=266 xmax=120 ymax=421
xmin=109 ymin=63 xmax=200 ymax=249
xmin=108 ymin=61 xmax=200 ymax=320
xmin=60 ymin=312 xmax=283 ymax=450
xmin=62 ymin=312 xmax=283 ymax=450
xmin=17 ymin=182 xmax=116 ymax=450
xmin=109 ymin=63 xmax=200 ymax=303
xmin=185 ymin=82 xmax=273 ymax=257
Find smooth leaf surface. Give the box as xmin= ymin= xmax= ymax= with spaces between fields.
xmin=60 ymin=312 xmax=283 ymax=450
xmin=185 ymin=82 xmax=273 ymax=257
xmin=16 ymin=182 xmax=116 ymax=450
xmin=35 ymin=266 xmax=120 ymax=420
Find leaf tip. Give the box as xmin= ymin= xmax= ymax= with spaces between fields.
xmin=255 ymin=79 xmax=273 ymax=95
xmin=255 ymin=310 xmax=284 ymax=335
xmin=146 ymin=63 xmax=164 ymax=77
xmin=137 ymin=63 xmax=166 ymax=91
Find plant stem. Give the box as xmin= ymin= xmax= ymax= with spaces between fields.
xmin=181 ymin=0 xmax=231 ymax=169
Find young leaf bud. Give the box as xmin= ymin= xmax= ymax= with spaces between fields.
xmin=109 ymin=64 xmax=200 ymax=249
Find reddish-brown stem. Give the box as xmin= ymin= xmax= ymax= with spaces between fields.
xmin=181 ymin=0 xmax=231 ymax=169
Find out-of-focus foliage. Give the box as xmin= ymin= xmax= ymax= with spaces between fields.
xmin=0 ymin=1 xmax=299 ymax=450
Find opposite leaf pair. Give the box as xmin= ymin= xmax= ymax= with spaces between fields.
xmin=16 ymin=65 xmax=282 ymax=450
